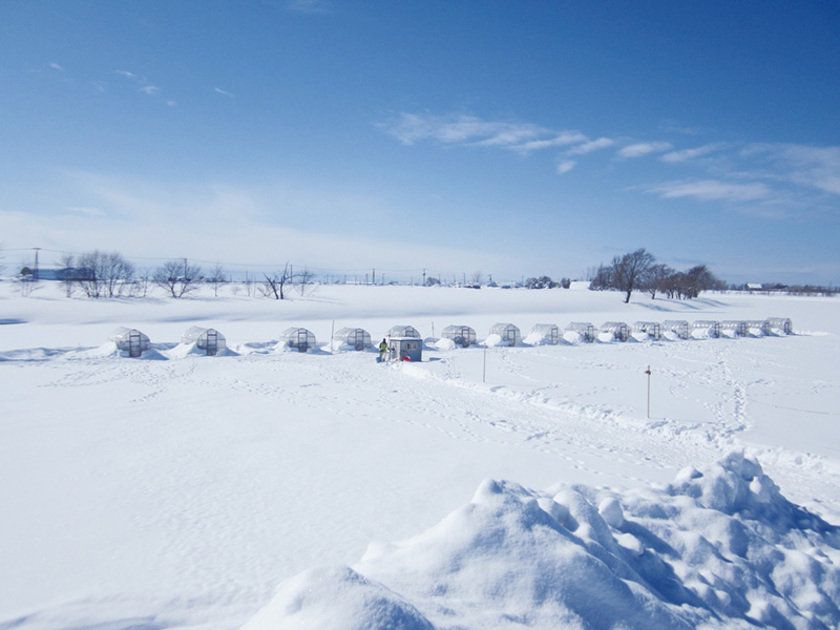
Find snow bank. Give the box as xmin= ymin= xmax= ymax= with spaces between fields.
xmin=241 ymin=566 xmax=434 ymax=630
xmin=246 ymin=453 xmax=840 ymax=629
xmin=433 ymin=337 xmax=457 ymax=352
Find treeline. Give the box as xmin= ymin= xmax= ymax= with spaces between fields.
xmin=589 ymin=248 xmax=726 ymax=303
xmin=524 ymin=276 xmax=572 ymax=289
xmin=35 ymin=250 xmax=314 ymax=300
xmin=731 ymin=283 xmax=836 ymax=297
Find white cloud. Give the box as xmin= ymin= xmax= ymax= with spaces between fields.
xmin=167 ymin=100 xmax=177 ymax=108
xmin=556 ymin=160 xmax=576 ymax=175
xmin=618 ymin=142 xmax=673 ymax=158
xmin=567 ymin=137 xmax=614 ymax=155
xmin=115 ymin=70 xmax=136 ymax=79
xmin=49 ymin=62 xmax=64 ymax=71
xmin=646 ymin=179 xmax=771 ymax=202
xmin=214 ymin=87 xmax=235 ymax=98
xmin=380 ymin=112 xmax=585 ymax=154
xmin=748 ymin=143 xmax=840 ymax=196
xmin=140 ymin=85 xmax=160 ymax=95
xmin=661 ymin=143 xmax=727 ymax=163
xmin=510 ymin=133 xmax=588 ymax=154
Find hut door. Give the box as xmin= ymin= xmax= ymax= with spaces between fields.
xmin=297 ymin=330 xmax=308 ymax=352
xmin=128 ymin=330 xmax=142 ymax=358
xmin=206 ymin=330 xmax=218 ymax=356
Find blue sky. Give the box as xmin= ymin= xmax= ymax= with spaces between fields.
xmin=1 ymin=1 xmax=839 ymax=285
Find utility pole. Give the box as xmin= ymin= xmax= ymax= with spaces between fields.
xmin=645 ymin=366 xmax=652 ymax=418
xmin=422 ymin=268 xmax=426 ymax=286
xmin=372 ymin=268 xmax=375 ymax=285
xmin=33 ymin=247 xmax=41 ymax=281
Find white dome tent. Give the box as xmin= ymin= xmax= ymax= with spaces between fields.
xmin=600 ymin=322 xmax=629 ymax=342
xmin=280 ymin=327 xmax=317 ymax=353
xmin=663 ymin=320 xmax=691 ymax=339
xmin=333 ymin=327 xmax=372 ymax=351
xmin=566 ymin=322 xmax=595 ymax=343
xmin=527 ymin=323 xmax=560 ymax=345
xmin=632 ymin=321 xmax=661 ymax=340
xmin=181 ymin=326 xmax=226 ymax=356
xmin=692 ymin=321 xmax=721 ymax=338
xmin=388 ymin=325 xmax=421 ymax=339
xmin=766 ymin=317 xmax=793 ymax=335
xmin=720 ymin=320 xmax=749 ymax=337
xmin=441 ymin=325 xmax=477 ymax=348
xmin=744 ymin=320 xmax=771 ymax=336
xmin=109 ymin=327 xmax=151 ymax=358
xmin=489 ymin=323 xmax=521 ymax=347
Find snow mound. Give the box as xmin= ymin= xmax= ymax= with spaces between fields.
xmin=482 ymin=333 xmax=503 ymax=347
xmin=166 ymin=343 xmax=239 ymax=358
xmin=247 ymin=453 xmax=840 ymax=629
xmin=63 ymin=342 xmax=168 ymax=360
xmin=241 ymin=565 xmax=434 ymax=630
xmin=433 ymin=338 xmax=457 ymax=351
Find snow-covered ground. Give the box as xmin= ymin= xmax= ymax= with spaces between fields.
xmin=1 ymin=282 xmax=838 ymax=629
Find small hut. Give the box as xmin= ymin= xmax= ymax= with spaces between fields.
xmin=663 ymin=320 xmax=691 ymax=339
xmin=489 ymin=323 xmax=521 ymax=347
xmin=333 ymin=327 xmax=371 ymax=351
xmin=600 ymin=322 xmax=629 ymax=342
xmin=388 ymin=337 xmax=422 ymax=362
xmin=692 ymin=321 xmax=721 ymax=338
xmin=720 ymin=320 xmax=749 ymax=337
xmin=528 ymin=323 xmax=560 ymax=345
xmin=441 ymin=325 xmax=477 ymax=348
xmin=632 ymin=321 xmax=661 ymax=340
xmin=766 ymin=317 xmax=793 ymax=335
xmin=181 ymin=326 xmax=226 ymax=356
xmin=280 ymin=327 xmax=317 ymax=352
xmin=109 ymin=327 xmax=151 ymax=358
xmin=566 ymin=322 xmax=595 ymax=343
xmin=388 ymin=325 xmax=421 ymax=339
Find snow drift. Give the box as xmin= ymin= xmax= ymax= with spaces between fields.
xmin=245 ymin=453 xmax=840 ymax=629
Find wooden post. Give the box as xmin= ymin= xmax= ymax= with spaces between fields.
xmin=644 ymin=366 xmax=652 ymax=418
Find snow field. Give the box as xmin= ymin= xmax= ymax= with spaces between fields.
xmin=0 ymin=283 xmax=838 ymax=628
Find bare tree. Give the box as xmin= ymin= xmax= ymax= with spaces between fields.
xmin=243 ymin=271 xmax=255 ymax=297
xmin=14 ymin=265 xmax=36 ymax=297
xmin=262 ymin=264 xmax=295 ymax=300
xmin=75 ymin=250 xmax=135 ymax=298
xmin=612 ymin=248 xmax=656 ymax=303
xmin=59 ymin=253 xmax=75 ymax=297
xmin=297 ymin=267 xmax=316 ymax=296
xmin=588 ymin=263 xmax=614 ymax=291
xmin=643 ymin=263 xmax=673 ymax=300
xmin=206 ymin=263 xmax=228 ymax=297
xmin=682 ymin=265 xmax=719 ymax=299
xmin=153 ymin=259 xmax=203 ymax=298
xmin=134 ymin=269 xmax=153 ymax=298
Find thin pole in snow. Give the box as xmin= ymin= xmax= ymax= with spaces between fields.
xmin=483 ymin=345 xmax=487 ymax=383
xmin=645 ymin=366 xmax=651 ymax=418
